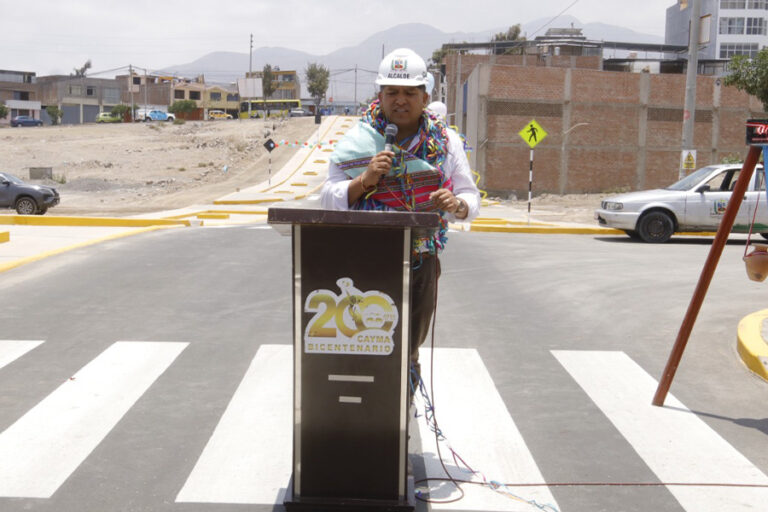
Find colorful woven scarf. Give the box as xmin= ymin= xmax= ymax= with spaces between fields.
xmin=351 ymin=100 xmax=453 ymax=254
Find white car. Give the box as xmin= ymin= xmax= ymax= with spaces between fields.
xmin=595 ymin=164 xmax=767 ymax=243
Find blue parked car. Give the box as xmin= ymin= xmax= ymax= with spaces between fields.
xmin=10 ymin=115 xmax=43 ymax=127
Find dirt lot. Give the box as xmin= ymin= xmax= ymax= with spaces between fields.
xmin=0 ymin=118 xmax=601 ymax=223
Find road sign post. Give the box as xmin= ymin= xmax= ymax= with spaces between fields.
xmin=518 ymin=119 xmax=547 ymax=225
xmin=264 ymin=138 xmax=276 ymax=185
xmin=680 ymin=149 xmax=696 ymax=176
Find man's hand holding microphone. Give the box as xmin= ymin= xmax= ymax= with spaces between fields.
xmin=349 ymin=124 xmax=468 ymax=218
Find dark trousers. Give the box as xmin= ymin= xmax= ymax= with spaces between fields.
xmin=409 ymin=254 xmax=440 ymax=391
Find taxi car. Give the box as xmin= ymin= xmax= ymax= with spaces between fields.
xmin=595 ymin=164 xmax=768 ymax=243
xmin=208 ymin=110 xmax=233 ymax=120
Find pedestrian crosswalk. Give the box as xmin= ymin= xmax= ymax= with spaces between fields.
xmin=0 ymin=341 xmax=187 ymax=498
xmin=0 ymin=340 xmax=766 ymax=511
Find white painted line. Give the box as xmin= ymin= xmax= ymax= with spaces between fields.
xmin=338 ymin=396 xmax=362 ymax=404
xmin=328 ymin=374 xmax=374 ymax=383
xmin=552 ymin=350 xmax=768 ymax=511
xmin=0 ymin=339 xmax=44 ymax=370
xmin=0 ymin=341 xmax=188 ymax=498
xmin=417 ymin=348 xmax=559 ymax=511
xmin=176 ymin=344 xmax=292 ymax=504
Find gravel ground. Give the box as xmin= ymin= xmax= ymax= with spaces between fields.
xmin=1 ymin=118 xmax=602 ymax=223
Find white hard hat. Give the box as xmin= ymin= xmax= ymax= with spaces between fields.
xmin=427 ymin=101 xmax=447 ymax=120
xmin=375 ymin=48 xmax=429 ymax=88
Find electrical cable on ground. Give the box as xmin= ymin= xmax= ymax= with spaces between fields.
xmin=411 ymin=251 xmax=768 ymax=511
xmin=411 ymin=261 xmax=558 ymax=511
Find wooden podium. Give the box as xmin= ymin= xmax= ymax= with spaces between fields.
xmin=268 ymin=207 xmax=439 ymax=512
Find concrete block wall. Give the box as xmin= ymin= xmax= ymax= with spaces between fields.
xmin=464 ymin=62 xmax=766 ymax=197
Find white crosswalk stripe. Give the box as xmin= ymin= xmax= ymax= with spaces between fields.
xmin=0 ymin=341 xmax=188 ymax=498
xmin=0 ymin=339 xmax=44 ymax=370
xmin=553 ymin=350 xmax=768 ymax=511
xmin=416 ymin=348 xmax=559 ymax=511
xmin=176 ymin=344 xmax=293 ymax=504
xmin=2 ymin=342 xmax=766 ymax=511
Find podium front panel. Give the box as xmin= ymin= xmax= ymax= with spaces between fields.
xmin=292 ymin=223 xmax=411 ymax=501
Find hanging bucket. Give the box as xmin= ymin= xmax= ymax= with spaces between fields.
xmin=743 ymin=243 xmax=768 ymax=282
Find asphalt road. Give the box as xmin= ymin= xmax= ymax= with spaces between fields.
xmin=1 ymin=226 xmax=767 ymax=512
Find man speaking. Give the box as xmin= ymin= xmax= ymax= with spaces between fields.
xmin=320 ymin=47 xmax=480 ymax=390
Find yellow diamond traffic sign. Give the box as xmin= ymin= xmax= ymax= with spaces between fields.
xmin=519 ymin=119 xmax=547 ymax=149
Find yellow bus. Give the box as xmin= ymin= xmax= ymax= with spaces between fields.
xmin=239 ymin=99 xmax=301 ymax=119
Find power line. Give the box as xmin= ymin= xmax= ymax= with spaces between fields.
xmin=527 ymin=0 xmax=581 ymax=39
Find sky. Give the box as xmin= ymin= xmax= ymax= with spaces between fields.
xmin=1 ymin=0 xmax=677 ymax=77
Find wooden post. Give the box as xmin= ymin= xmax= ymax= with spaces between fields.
xmin=652 ymin=144 xmax=761 ymax=406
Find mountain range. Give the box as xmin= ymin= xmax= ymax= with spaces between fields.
xmin=156 ymin=16 xmax=664 ymax=102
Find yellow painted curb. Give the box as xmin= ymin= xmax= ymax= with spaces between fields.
xmin=0 ymin=225 xmax=181 ymax=274
xmin=165 ymin=210 xmax=268 ymax=219
xmin=0 ymin=215 xmax=189 ymax=228
xmin=470 ymin=224 xmax=624 ymax=235
xmin=0 ymin=231 xmax=8 ymax=243
xmin=197 ymin=213 xmax=230 ymax=219
xmin=737 ymin=310 xmax=768 ymax=382
xmin=291 ymin=182 xmax=308 ymax=187
xmin=472 ymin=219 xmax=551 ymax=227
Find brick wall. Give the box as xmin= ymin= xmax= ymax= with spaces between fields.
xmin=471 ymin=63 xmax=764 ymax=196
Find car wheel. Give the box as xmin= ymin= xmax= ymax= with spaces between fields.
xmin=637 ymin=211 xmax=674 ymax=243
xmin=759 ymin=233 xmax=768 ymax=241
xmin=624 ymin=229 xmax=642 ymax=240
xmin=15 ymin=197 xmax=38 ymax=215
xmin=36 ymin=206 xmax=48 ymax=215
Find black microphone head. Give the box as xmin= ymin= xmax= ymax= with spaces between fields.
xmin=385 ymin=124 xmax=398 ymax=139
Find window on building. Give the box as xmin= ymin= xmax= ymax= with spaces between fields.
xmin=209 ymin=92 xmax=221 ymax=101
xmin=86 ymin=86 xmax=96 ymax=97
xmin=189 ymin=91 xmax=201 ymax=100
xmin=720 ymin=17 xmax=745 ymax=33
xmin=720 ymin=42 xmax=759 ymax=57
xmin=227 ymin=93 xmax=239 ymax=101
xmin=69 ymin=85 xmax=82 ymax=96
xmin=721 ymin=0 xmax=747 ymax=7
xmin=748 ymin=0 xmax=767 ymax=8
xmin=12 ymin=91 xmax=30 ymax=101
xmin=747 ymin=17 xmax=767 ymax=33
xmin=174 ymin=89 xmax=185 ymax=99
xmin=104 ymin=88 xmax=120 ymax=103
xmin=133 ymin=76 xmax=141 ymax=85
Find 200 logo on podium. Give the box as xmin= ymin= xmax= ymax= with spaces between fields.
xmin=303 ymin=277 xmax=399 ymax=356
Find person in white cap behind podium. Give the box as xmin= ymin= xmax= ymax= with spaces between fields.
xmin=320 ymin=47 xmax=480 ymax=392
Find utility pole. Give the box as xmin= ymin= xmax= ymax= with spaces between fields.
xmin=129 ymin=64 xmax=135 ymax=122
xmin=680 ymin=0 xmax=701 ymax=179
xmin=248 ymin=33 xmax=253 ymax=120
xmin=143 ymin=67 xmax=148 ymax=116
xmin=354 ymin=64 xmax=357 ymax=112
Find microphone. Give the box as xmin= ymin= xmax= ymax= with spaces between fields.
xmin=384 ymin=124 xmax=398 ymax=152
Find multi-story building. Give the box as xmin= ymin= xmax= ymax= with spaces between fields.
xmin=37 ymin=75 xmax=122 ymax=124
xmin=246 ymin=69 xmax=300 ymax=100
xmin=438 ymin=26 xmax=764 ymax=197
xmin=666 ymin=0 xmax=768 ymax=60
xmin=204 ymin=85 xmax=240 ymax=118
xmin=0 ymin=69 xmax=42 ymax=126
